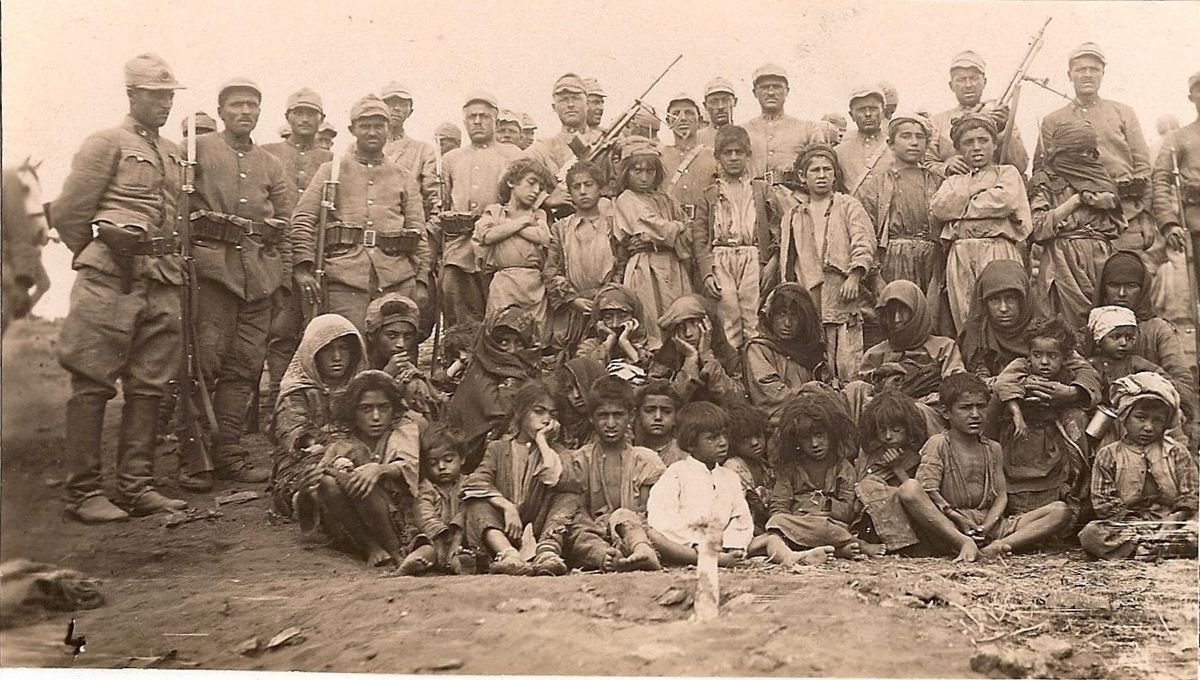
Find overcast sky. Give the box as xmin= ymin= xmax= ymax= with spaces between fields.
xmin=4 ymin=0 xmax=1198 ymax=319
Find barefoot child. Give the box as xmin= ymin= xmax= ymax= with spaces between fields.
xmin=401 ymin=423 xmax=476 ymax=575
xmin=852 ymin=390 xmax=929 ymax=554
xmin=562 ymin=377 xmax=666 ymax=572
xmin=462 ymin=379 xmax=577 ymax=576
xmin=911 ymin=373 xmax=1074 ymax=562
xmin=474 ymin=158 xmax=556 ymax=330
xmin=634 ymin=380 xmax=686 ymax=466
xmin=764 ymin=391 xmax=878 ymax=563
xmin=1078 ymin=373 xmax=1198 ymax=559
xmin=647 ymin=401 xmax=754 ymax=567
xmin=722 ymin=400 xmax=774 ymax=533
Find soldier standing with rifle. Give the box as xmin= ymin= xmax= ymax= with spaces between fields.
xmin=525 ymin=74 xmax=601 ymax=216
xmin=178 ymin=77 xmax=295 ymax=491
xmin=53 ymin=54 xmax=190 ymax=522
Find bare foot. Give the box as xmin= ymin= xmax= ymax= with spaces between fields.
xmin=953 ymin=541 xmax=980 ymax=563
xmin=834 ymin=542 xmax=866 ymax=560
xmin=859 ymin=542 xmax=887 ymax=558
xmin=365 ymin=545 xmax=395 ymax=568
xmin=980 ymin=542 xmax=1011 ymax=561
xmin=489 ymin=549 xmax=532 ymax=576
xmin=399 ymin=553 xmax=433 ymax=576
xmin=796 ymin=546 xmax=835 ymax=566
xmin=616 ymin=543 xmax=662 ymax=572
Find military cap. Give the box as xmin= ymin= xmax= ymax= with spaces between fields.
xmin=848 ymin=84 xmax=886 ymax=105
xmin=497 ymin=108 xmax=520 ymax=124
xmin=125 ymin=53 xmax=184 ymax=90
xmin=821 ymin=112 xmax=848 ymax=129
xmin=621 ymin=135 xmax=660 ymax=158
xmin=463 ymin=90 xmax=499 ymax=110
xmin=552 ymin=73 xmax=587 ymax=95
xmin=1190 ymin=71 xmax=1200 ymax=90
xmin=583 ymin=77 xmax=607 ymax=97
xmin=704 ymin=77 xmax=737 ymax=98
xmin=318 ymin=121 xmax=337 ymax=137
xmin=520 ymin=113 xmax=537 ymax=131
xmin=752 ymin=63 xmax=788 ymax=85
xmin=379 ymin=81 xmax=413 ymax=101
xmin=278 ymin=124 xmax=292 ymax=139
xmin=364 ymin=294 xmax=421 ymax=336
xmin=878 ymin=81 xmax=898 ymax=107
xmin=219 ymin=77 xmax=262 ymax=101
xmin=286 ymin=87 xmax=323 ymax=114
xmin=181 ymin=112 xmax=218 ymax=135
xmin=350 ymin=94 xmax=390 ymax=122
xmin=435 ymin=122 xmax=462 ymax=142
xmin=949 ymin=50 xmax=987 ymax=73
xmin=666 ymin=92 xmax=700 ymax=111
xmin=1068 ymin=42 xmax=1106 ymax=66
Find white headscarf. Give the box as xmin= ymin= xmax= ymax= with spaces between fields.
xmin=1087 ymin=305 xmax=1137 ymax=343
xmin=1111 ymin=372 xmax=1183 ymax=430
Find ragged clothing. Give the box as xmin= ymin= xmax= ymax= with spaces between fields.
xmin=1089 ymin=438 xmax=1198 ymax=521
xmin=855 ymin=164 xmax=944 ymax=295
xmin=854 ymin=447 xmax=923 ymax=551
xmin=916 ymin=432 xmax=1007 ymax=526
xmin=779 ymin=192 xmax=876 ymax=324
xmin=524 ymin=127 xmax=602 ymax=206
xmin=929 ymin=104 xmax=1029 ymax=175
xmin=415 ymin=477 xmax=465 ymax=544
xmin=475 ymin=205 xmax=551 ymax=326
xmin=612 ymin=190 xmax=693 ymax=341
xmin=765 ymin=459 xmax=858 ymax=550
xmin=563 ymin=442 xmax=665 ymax=520
xmin=647 ymin=456 xmax=754 ymax=551
xmin=543 ymin=205 xmax=617 ymax=351
xmin=441 ymin=141 xmax=523 ymax=271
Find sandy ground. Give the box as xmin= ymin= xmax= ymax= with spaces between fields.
xmin=1 ymin=316 xmax=1197 ymax=678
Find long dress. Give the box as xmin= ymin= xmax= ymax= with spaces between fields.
xmin=613 ymin=189 xmax=693 ymax=342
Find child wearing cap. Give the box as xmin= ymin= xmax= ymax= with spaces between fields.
xmin=647 ymin=294 xmax=744 ymax=405
xmin=496 ymin=109 xmax=523 ymax=147
xmin=363 ymin=294 xmax=440 ymax=420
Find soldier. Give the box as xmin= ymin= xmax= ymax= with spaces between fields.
xmin=525 ymin=73 xmax=601 ymax=214
xmin=317 ymin=121 xmax=337 ymax=150
xmin=931 ymin=50 xmax=1029 ymax=176
xmin=440 ymin=91 xmax=522 ymax=327
xmin=292 ymin=95 xmax=432 ymax=334
xmin=584 ymin=77 xmax=607 ymax=136
xmin=181 ymin=77 xmax=296 ymax=490
xmin=878 ymin=81 xmax=899 ymax=119
xmin=53 ymin=53 xmax=190 ymax=522
xmin=380 ymin=81 xmax=439 ymax=215
xmin=1036 ymin=43 xmax=1154 ymax=254
xmin=697 ymin=76 xmax=737 ymax=148
xmin=661 ymin=93 xmax=718 ymax=220
xmin=181 ymin=111 xmax=218 ymax=138
xmin=743 ymin=63 xmax=837 ymax=181
xmin=261 ymin=88 xmax=334 ymax=421
xmin=1155 ymin=71 xmax=1200 ymax=287
xmin=519 ymin=112 xmax=538 ymax=150
xmin=821 ymin=113 xmax=848 ymax=144
xmin=496 ymin=109 xmax=523 ymax=147
xmin=435 ymin=122 xmax=462 ymax=154
xmin=835 ymin=85 xmax=891 ymax=195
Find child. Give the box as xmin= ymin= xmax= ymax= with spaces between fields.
xmin=562 ymin=376 xmax=666 ymax=572
xmin=270 ymin=314 xmax=368 ymax=520
xmin=858 ymin=280 xmax=964 ymax=401
xmin=431 ymin=320 xmax=478 ymax=396
xmin=764 ymin=391 xmax=878 ymax=563
xmin=634 ymin=380 xmax=685 ymax=466
xmin=575 ymin=283 xmax=653 ymax=368
xmin=362 ymin=293 xmax=440 ymax=419
xmin=400 ymin=423 xmax=476 ymax=575
xmin=691 ymin=125 xmax=779 ymax=350
xmin=1078 ymin=373 xmax=1198 ymax=559
xmin=304 ymin=370 xmax=425 ymax=568
xmin=461 ymin=379 xmax=578 ymax=576
xmin=1084 ymin=305 xmax=1172 ymax=404
xmin=992 ymin=317 xmax=1095 ymax=517
xmin=555 ymin=356 xmax=606 ymax=449
xmin=910 ymin=373 xmax=1074 ymax=562
xmin=646 ymin=401 xmax=754 ymax=567
xmin=543 ymin=161 xmax=617 ymax=355
xmin=722 ymin=400 xmax=773 ymax=532
xmin=744 ymin=283 xmax=830 ymax=420
xmin=474 ymin=158 xmax=556 ymax=331
xmin=778 ymin=144 xmax=876 ymax=381
xmin=930 ymin=114 xmax=1032 ymax=336
xmin=611 ymin=136 xmax=693 ymax=342
xmin=649 ymin=295 xmax=744 ymax=404
xmin=852 ymin=390 xmax=929 ymax=554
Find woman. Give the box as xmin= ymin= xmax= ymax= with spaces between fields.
xmin=744 ymin=283 xmax=829 ymax=420
xmin=575 ymin=283 xmax=654 ymax=368
xmin=959 ymin=259 xmax=1035 ymax=378
xmin=859 ymin=279 xmax=964 ymax=400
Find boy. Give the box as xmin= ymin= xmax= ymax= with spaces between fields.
xmin=634 ymin=380 xmax=686 ymax=465
xmin=401 ymin=424 xmax=475 ymax=575
xmin=722 ymin=400 xmax=772 ymax=531
xmin=496 ymin=109 xmax=523 ymax=148
xmin=647 ymin=401 xmax=754 ymax=567
xmin=691 ymin=125 xmax=779 ymax=350
xmin=906 ymin=373 xmax=1074 ymax=562
xmin=1078 ymin=373 xmax=1198 ymax=559
xmin=563 ymin=377 xmax=666 ymax=571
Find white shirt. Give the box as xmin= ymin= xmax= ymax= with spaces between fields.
xmin=647 ymin=455 xmax=753 ymax=550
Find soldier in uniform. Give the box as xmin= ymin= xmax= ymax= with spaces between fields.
xmin=261 ymin=88 xmax=334 ymax=422
xmin=1036 ymin=43 xmax=1154 ymax=255
xmin=525 ymin=73 xmax=601 ymax=215
xmin=661 ymin=93 xmax=718 ymax=221
xmin=54 ymin=53 xmax=190 ymax=522
xmin=696 ymin=77 xmax=737 ymax=148
xmin=181 ymin=111 xmax=218 ymax=138
xmin=743 ymin=63 xmax=837 ymax=182
xmin=435 ymin=122 xmax=462 ymax=154
xmin=440 ymin=91 xmax=522 ymax=328
xmin=181 ymin=77 xmax=296 ymax=490
xmin=317 ymin=121 xmax=337 ymax=150
xmin=931 ymin=50 xmax=1029 ymax=176
xmin=291 ymin=95 xmax=432 ymax=335
xmin=1155 ymin=72 xmax=1200 ymax=291
xmin=584 ymin=77 xmax=607 ymax=136
xmin=519 ymin=112 xmax=538 ymax=150
xmin=835 ymin=85 xmax=891 ymax=195
xmin=380 ymin=81 xmax=439 ymax=215
xmin=496 ymin=109 xmax=523 ymax=147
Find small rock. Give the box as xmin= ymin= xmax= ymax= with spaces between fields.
xmin=1027 ymin=635 xmax=1073 ymax=660
xmin=655 ymin=584 xmax=691 ymax=607
xmin=748 ymin=651 xmax=784 ymax=673
xmin=725 ymin=592 xmax=758 ymax=609
xmin=970 ymin=647 xmax=1046 ymax=678
xmin=266 ymin=627 xmax=305 ymax=650
xmin=365 ymin=650 xmax=378 ymax=661
xmin=627 ymin=643 xmax=681 ymax=664
xmin=385 ymin=597 xmax=395 ymax=604
xmin=495 ymin=597 xmax=552 ymax=613
xmin=413 ymin=658 xmax=463 ymax=673
xmin=236 ymin=637 xmax=262 ymax=656
xmin=215 ymin=490 xmax=262 ymax=505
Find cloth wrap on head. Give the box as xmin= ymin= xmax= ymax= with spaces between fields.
xmin=656 ymin=294 xmax=708 ymax=331
xmin=876 ymin=280 xmax=934 ymax=351
xmin=887 ymin=112 xmax=933 ymax=140
xmin=364 ymin=293 xmax=421 ymax=337
xmin=1111 ymin=372 xmax=1183 ymax=430
xmin=950 ymin=112 xmax=998 ymax=146
xmin=1087 ymin=305 xmax=1138 ymax=343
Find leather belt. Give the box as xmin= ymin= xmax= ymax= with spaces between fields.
xmin=193 ymin=215 xmax=281 ymax=245
xmin=130 ymin=235 xmax=179 ymax=256
xmin=327 ymin=224 xmax=420 ymax=254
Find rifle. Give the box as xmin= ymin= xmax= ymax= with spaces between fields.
xmin=312 ymin=154 xmax=339 ymax=318
xmin=1169 ymin=146 xmax=1200 ymax=363
xmin=997 ymin=17 xmax=1051 ymax=162
xmin=429 ymin=133 xmax=446 ymax=373
xmin=178 ymin=115 xmax=218 ymax=477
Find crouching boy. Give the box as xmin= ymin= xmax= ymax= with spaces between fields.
xmin=401 ymin=423 xmax=477 ymax=575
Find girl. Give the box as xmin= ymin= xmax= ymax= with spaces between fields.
xmin=301 ymin=370 xmax=424 ymax=568
xmin=930 ymin=113 xmax=1032 ymax=336
xmin=743 ymin=283 xmax=829 ymax=419
xmin=446 ymin=305 xmax=540 ymax=468
xmin=859 ymin=279 xmax=965 ymax=400
xmin=722 ymin=400 xmax=773 ymax=532
xmin=778 ymin=143 xmax=876 ymax=381
xmin=648 ymin=294 xmax=744 ymax=405
xmin=270 ymin=314 xmax=367 ymax=523
xmin=575 ymin=283 xmax=653 ymax=368
xmin=611 ymin=137 xmax=693 ymax=342
xmin=1084 ymin=305 xmax=1172 ymax=404
xmin=959 ymin=259 xmax=1035 ymax=378
xmin=765 ymin=390 xmax=884 ymax=563
xmin=555 ymin=356 xmax=606 ymax=449
xmin=462 ymin=379 xmax=579 ymax=576
xmin=474 ymin=158 xmax=556 ymax=332
xmin=362 ymin=293 xmax=440 ymax=419
xmin=852 ymin=390 xmax=929 ymax=554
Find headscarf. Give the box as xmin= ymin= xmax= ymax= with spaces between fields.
xmin=1111 ymin=372 xmax=1183 ymax=430
xmin=876 ymin=280 xmax=934 ymax=351
xmin=471 ymin=305 xmax=539 ymax=380
xmin=749 ymin=283 xmax=826 ymax=370
xmin=561 ymin=356 xmax=606 ymax=413
xmin=363 ymin=293 xmax=420 ymax=337
xmin=653 ymin=294 xmax=740 ymax=376
xmin=949 ymin=112 xmax=998 ymax=147
xmin=1041 ymin=119 xmax=1119 ymax=196
xmin=277 ymin=314 xmax=368 ymax=404
xmin=959 ymin=259 xmax=1033 ymax=371
xmin=1087 ymin=305 xmax=1138 ymax=343
xmin=558 ymin=356 xmax=606 ymax=448
xmin=793 ymin=142 xmax=848 ymax=195
xmin=1095 ymin=251 xmax=1155 ymax=320
xmin=656 ymin=294 xmax=708 ymax=331
xmin=592 ymin=283 xmax=649 ymax=345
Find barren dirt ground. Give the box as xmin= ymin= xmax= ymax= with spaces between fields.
xmin=1 ymin=317 xmax=1197 ymax=678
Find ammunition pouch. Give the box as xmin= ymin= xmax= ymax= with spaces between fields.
xmin=326 ymin=223 xmax=421 ymax=257
xmin=94 ymin=222 xmax=179 ymax=293
xmin=440 ymin=212 xmax=480 ymax=237
xmin=1181 ymin=182 xmax=1200 ymax=206
xmin=191 ymin=212 xmax=284 ymax=245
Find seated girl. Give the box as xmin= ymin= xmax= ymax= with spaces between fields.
xmin=648 ymin=295 xmax=744 ymax=404
xmin=721 ymin=400 xmax=774 ymax=533
xmin=858 ymin=280 xmax=964 ymax=401
xmin=743 ymin=283 xmax=830 ymax=421
xmin=576 ymin=283 xmax=653 ymax=369
xmin=851 ymin=390 xmax=929 ymax=555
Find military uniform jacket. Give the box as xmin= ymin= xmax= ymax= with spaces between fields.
xmin=384 ymin=133 xmax=438 ymax=213
xmin=1153 ymin=120 xmax=1200 ymax=234
xmin=262 ymin=139 xmax=333 ymax=201
xmin=291 ymin=151 xmax=432 ymax=292
xmin=192 ymin=132 xmax=296 ymax=301
xmin=52 ymin=115 xmax=183 ymax=285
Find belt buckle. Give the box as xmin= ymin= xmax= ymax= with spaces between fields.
xmin=683 ymin=204 xmax=696 ymax=221
xmin=362 ymin=229 xmax=377 ymax=247
xmin=764 ymin=170 xmax=776 ymax=185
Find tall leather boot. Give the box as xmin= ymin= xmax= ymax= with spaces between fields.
xmin=64 ymin=394 xmax=128 ymax=524
xmin=212 ymin=380 xmax=269 ymax=484
xmin=116 ymin=395 xmax=188 ymax=516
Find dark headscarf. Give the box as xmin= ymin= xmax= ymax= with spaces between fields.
xmin=557 ymin=356 xmax=606 ymax=448
xmin=1094 ymin=251 xmax=1155 ymax=320
xmin=561 ymin=356 xmax=606 ymax=412
xmin=471 ymin=305 xmax=539 ymax=379
xmin=748 ymin=283 xmax=827 ymax=371
xmin=593 ymin=282 xmax=649 ymax=345
xmin=653 ymin=294 xmax=741 ymax=376
xmin=959 ymin=259 xmax=1033 ymax=373
xmin=877 ymin=280 xmax=934 ymax=351
xmin=1040 ymin=119 xmax=1120 ymax=197
xmin=794 ymin=142 xmax=848 ymax=195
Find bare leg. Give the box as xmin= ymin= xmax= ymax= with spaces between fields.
xmin=896 ymin=479 xmax=978 ymax=562
xmin=981 ymin=501 xmax=1073 ymax=559
xmin=317 ymin=476 xmax=390 ymax=567
xmin=399 ymin=544 xmax=437 ymax=575
xmin=353 ymin=487 xmax=405 ymax=566
xmin=613 ymin=520 xmax=662 ymax=571
xmin=647 ymin=527 xmax=701 ymax=566
xmin=483 ymin=528 xmax=530 ymax=575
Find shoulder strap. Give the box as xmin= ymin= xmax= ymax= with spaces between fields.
xmin=666 ymin=146 xmax=708 ymax=194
